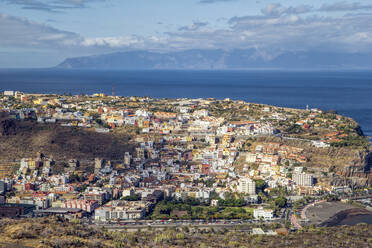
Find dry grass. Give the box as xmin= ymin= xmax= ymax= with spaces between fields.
xmin=0 ymin=217 xmax=371 ymax=248
xmin=0 ymin=117 xmax=134 ymax=162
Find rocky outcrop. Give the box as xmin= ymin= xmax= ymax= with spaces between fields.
xmin=331 ymin=177 xmax=371 ymax=188
xmin=333 ymin=149 xmax=372 ymax=186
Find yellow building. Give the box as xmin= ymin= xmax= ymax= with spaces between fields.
xmin=222 ymin=134 xmax=232 ymax=146
xmin=28 ymin=159 xmax=36 ymax=170
xmin=33 ymin=98 xmax=44 ymax=105
xmin=222 ymin=148 xmax=230 ymax=156
xmin=93 ymin=93 xmax=106 ymax=97
xmin=187 ymin=192 xmax=196 ymax=198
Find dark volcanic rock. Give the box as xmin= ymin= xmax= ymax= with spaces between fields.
xmin=0 ymin=119 xmax=17 ymax=136
xmin=333 ymin=150 xmax=372 ymax=187
xmin=321 ymin=208 xmax=372 ymax=227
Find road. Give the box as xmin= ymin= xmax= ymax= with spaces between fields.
xmin=89 ymin=219 xmax=282 ymax=230
xmin=103 ymin=223 xmax=252 ymax=230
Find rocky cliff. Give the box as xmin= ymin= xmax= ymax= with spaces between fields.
xmin=333 ymin=149 xmax=372 ymax=187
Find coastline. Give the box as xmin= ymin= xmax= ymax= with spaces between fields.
xmin=0 ymin=70 xmax=372 ymax=138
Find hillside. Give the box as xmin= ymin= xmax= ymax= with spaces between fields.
xmin=56 ymin=49 xmax=372 ymax=70
xmin=0 ymin=217 xmax=371 ymax=248
xmin=238 ymin=136 xmax=372 ymax=187
xmin=0 ymin=113 xmax=134 ymax=163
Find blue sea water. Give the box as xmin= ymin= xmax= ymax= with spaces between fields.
xmin=0 ymin=69 xmax=372 ymax=137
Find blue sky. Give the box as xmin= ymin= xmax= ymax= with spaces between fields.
xmin=1 ymin=0 xmax=372 ymax=67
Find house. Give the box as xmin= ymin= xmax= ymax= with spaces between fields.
xmin=62 ymin=199 xmax=99 ymax=213
xmin=3 ymin=91 xmax=15 ymax=96
xmin=246 ymin=153 xmax=257 ymax=163
xmin=253 ymin=207 xmax=274 ymax=220
xmin=211 ymin=199 xmax=219 ymax=207
xmin=84 ymin=187 xmax=110 ymax=205
xmin=0 ymin=204 xmax=33 ymax=217
xmin=94 ymin=200 xmax=151 ymax=222
xmin=311 ymin=140 xmax=330 ymax=148
xmin=122 ymin=188 xmax=135 ymax=198
xmin=154 ymin=112 xmax=177 ymax=119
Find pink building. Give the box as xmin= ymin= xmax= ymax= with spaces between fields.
xmin=63 ymin=199 xmax=99 ymax=213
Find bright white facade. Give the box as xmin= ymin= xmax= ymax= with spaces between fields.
xmin=3 ymin=91 xmax=14 ymax=96
xmin=94 ymin=200 xmax=149 ymax=222
xmin=237 ymin=178 xmax=256 ymax=195
xmin=292 ymin=173 xmax=314 ymax=186
xmin=253 ymin=207 xmax=274 ymax=220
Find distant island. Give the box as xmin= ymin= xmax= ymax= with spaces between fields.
xmin=56 ymin=49 xmax=372 ymax=70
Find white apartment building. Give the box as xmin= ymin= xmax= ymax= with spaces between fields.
xmin=292 ymin=173 xmax=314 ymax=186
xmin=237 ymin=178 xmax=256 ymax=195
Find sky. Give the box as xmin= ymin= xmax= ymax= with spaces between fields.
xmin=1 ymin=0 xmax=372 ymax=67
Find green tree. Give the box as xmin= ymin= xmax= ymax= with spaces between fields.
xmin=122 ymin=194 xmax=141 ymax=201
xmin=254 ymin=179 xmax=267 ymax=193
xmin=274 ymin=196 xmax=287 ymax=208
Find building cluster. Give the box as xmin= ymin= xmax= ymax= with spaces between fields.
xmin=0 ymin=91 xmax=350 ymax=221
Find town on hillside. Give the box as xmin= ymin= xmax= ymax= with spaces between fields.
xmin=0 ymin=90 xmax=371 ymax=232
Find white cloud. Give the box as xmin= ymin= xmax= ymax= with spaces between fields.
xmin=2 ymin=2 xmax=372 ymax=60
xmin=225 ymin=12 xmax=372 ymax=52
xmin=319 ymin=1 xmax=372 ymax=12
xmin=261 ymin=3 xmax=313 ymax=17
xmin=81 ymin=36 xmax=144 ymax=48
xmin=155 ymin=2 xmax=372 ymax=54
xmin=0 ymin=0 xmax=107 ymax=12
xmin=178 ymin=21 xmax=209 ymax=31
xmin=0 ymin=13 xmax=82 ymax=47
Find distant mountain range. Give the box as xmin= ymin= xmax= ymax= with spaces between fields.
xmin=56 ymin=49 xmax=372 ymax=70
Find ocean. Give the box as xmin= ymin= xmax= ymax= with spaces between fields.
xmin=1 ymin=69 xmax=372 ymax=137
